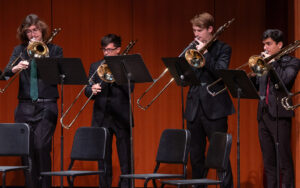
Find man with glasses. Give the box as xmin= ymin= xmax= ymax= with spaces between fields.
xmin=3 ymin=14 xmax=62 ymax=188
xmin=85 ymin=34 xmax=134 ymax=188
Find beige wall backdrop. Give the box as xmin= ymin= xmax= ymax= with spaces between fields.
xmin=0 ymin=0 xmax=298 ymax=187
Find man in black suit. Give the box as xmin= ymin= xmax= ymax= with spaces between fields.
xmin=4 ymin=14 xmax=62 ymax=188
xmin=85 ymin=34 xmax=133 ymax=188
xmin=184 ymin=12 xmax=235 ymax=188
xmin=251 ymin=29 xmax=300 ymax=188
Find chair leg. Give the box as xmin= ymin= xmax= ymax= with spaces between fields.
xmin=144 ymin=178 xmax=151 ymax=188
xmin=118 ymin=177 xmax=123 ymax=187
xmin=152 ymin=179 xmax=157 ymax=188
xmin=2 ymin=172 xmax=6 ymax=188
xmin=68 ymin=176 xmax=74 ymax=188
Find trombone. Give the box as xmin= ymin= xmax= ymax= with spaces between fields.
xmin=60 ymin=40 xmax=137 ymax=129
xmin=281 ymin=91 xmax=300 ymax=110
xmin=137 ymin=18 xmax=235 ymax=110
xmin=207 ymin=40 xmax=300 ymax=97
xmin=0 ymin=28 xmax=61 ymax=93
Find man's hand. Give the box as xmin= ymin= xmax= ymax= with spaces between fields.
xmin=12 ymin=60 xmax=29 ymax=73
xmin=91 ymin=83 xmax=101 ymax=95
xmin=261 ymin=51 xmax=275 ymax=63
xmin=195 ymin=38 xmax=208 ymax=54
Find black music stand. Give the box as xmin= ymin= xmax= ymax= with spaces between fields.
xmin=217 ymin=69 xmax=259 ymax=188
xmin=36 ymin=57 xmax=88 ymax=188
xmin=267 ymin=64 xmax=290 ymax=188
xmin=162 ymin=57 xmax=200 ymax=129
xmin=104 ymin=54 xmax=152 ymax=188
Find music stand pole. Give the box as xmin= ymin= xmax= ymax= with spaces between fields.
xmin=60 ymin=74 xmax=65 ymax=188
xmin=104 ymin=54 xmax=153 ymax=188
xmin=276 ymin=95 xmax=280 ymax=188
xmin=267 ymin=64 xmax=292 ymax=188
xmin=181 ymin=86 xmax=185 ymax=129
xmin=216 ymin=69 xmax=259 ymax=188
xmin=237 ymin=88 xmax=241 ymax=188
xmin=126 ymin=72 xmax=135 ymax=188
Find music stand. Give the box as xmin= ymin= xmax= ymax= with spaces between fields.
xmin=162 ymin=57 xmax=200 ymax=129
xmin=217 ymin=69 xmax=259 ymax=188
xmin=36 ymin=57 xmax=88 ymax=188
xmin=104 ymin=54 xmax=152 ymax=188
xmin=267 ymin=64 xmax=290 ymax=188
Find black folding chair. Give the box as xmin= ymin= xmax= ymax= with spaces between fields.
xmin=161 ymin=132 xmax=232 ymax=187
xmin=0 ymin=123 xmax=30 ymax=188
xmin=119 ymin=129 xmax=191 ymax=188
xmin=41 ymin=127 xmax=108 ymax=188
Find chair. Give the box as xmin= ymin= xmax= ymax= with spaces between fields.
xmin=0 ymin=123 xmax=30 ymax=188
xmin=119 ymin=129 xmax=191 ymax=188
xmin=41 ymin=127 xmax=108 ymax=188
xmin=160 ymin=132 xmax=232 ymax=188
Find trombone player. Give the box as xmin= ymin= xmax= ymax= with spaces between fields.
xmin=2 ymin=14 xmax=63 ymax=188
xmin=250 ymin=29 xmax=300 ymax=188
xmin=84 ymin=34 xmax=134 ymax=188
xmin=184 ymin=12 xmax=235 ymax=188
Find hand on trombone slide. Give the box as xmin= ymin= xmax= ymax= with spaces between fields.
xmin=11 ymin=60 xmax=29 ymax=73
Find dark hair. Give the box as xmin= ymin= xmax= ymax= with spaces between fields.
xmin=190 ymin=12 xmax=214 ymax=29
xmin=262 ymin=29 xmax=284 ymax=44
xmin=17 ymin=14 xmax=49 ymax=44
xmin=101 ymin=34 xmax=121 ymax=48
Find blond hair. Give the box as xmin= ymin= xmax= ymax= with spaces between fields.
xmin=190 ymin=12 xmax=214 ymax=29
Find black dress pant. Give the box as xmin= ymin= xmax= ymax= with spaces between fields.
xmin=94 ymin=115 xmax=131 ymax=188
xmin=187 ymin=104 xmax=233 ymax=188
xmin=258 ymin=107 xmax=294 ymax=188
xmin=15 ymin=101 xmax=58 ymax=188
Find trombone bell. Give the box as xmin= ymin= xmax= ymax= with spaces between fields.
xmin=27 ymin=41 xmax=49 ymax=58
xmin=248 ymin=55 xmax=269 ymax=76
xmin=97 ymin=63 xmax=115 ymax=83
xmin=184 ymin=49 xmax=205 ymax=68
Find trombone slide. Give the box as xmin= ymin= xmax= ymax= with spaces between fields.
xmin=60 ymin=68 xmax=99 ymax=129
xmin=60 ymin=85 xmax=94 ymax=129
xmin=137 ymin=68 xmax=175 ymax=110
xmin=281 ymin=91 xmax=300 ymax=110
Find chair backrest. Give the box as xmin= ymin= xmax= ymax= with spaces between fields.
xmin=156 ymin=129 xmax=191 ymax=164
xmin=0 ymin=123 xmax=30 ymax=156
xmin=70 ymin=127 xmax=108 ymax=161
xmin=205 ymin=132 xmax=232 ymax=171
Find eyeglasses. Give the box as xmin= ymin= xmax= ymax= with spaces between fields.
xmin=101 ymin=47 xmax=118 ymax=52
xmin=25 ymin=28 xmax=40 ymax=35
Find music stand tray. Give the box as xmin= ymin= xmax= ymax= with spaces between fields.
xmin=217 ymin=69 xmax=259 ymax=99
xmin=161 ymin=57 xmax=199 ymax=86
xmin=104 ymin=54 xmax=153 ymax=84
xmin=36 ymin=58 xmax=88 ymax=85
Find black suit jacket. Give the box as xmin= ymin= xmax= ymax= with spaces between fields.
xmin=184 ymin=40 xmax=235 ymax=121
xmin=252 ymin=55 xmax=300 ymax=119
xmin=85 ymin=60 xmax=134 ymax=128
xmin=4 ymin=43 xmax=63 ymax=99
